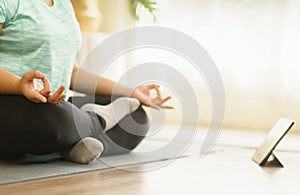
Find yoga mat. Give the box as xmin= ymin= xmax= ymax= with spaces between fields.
xmin=0 ymin=139 xmax=199 ymax=185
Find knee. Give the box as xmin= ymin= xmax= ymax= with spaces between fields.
xmin=99 ymin=106 xmax=150 ymax=155
xmin=135 ymin=105 xmax=149 ymax=121
xmin=134 ymin=106 xmax=150 ymax=134
xmin=120 ymin=105 xmax=150 ymax=137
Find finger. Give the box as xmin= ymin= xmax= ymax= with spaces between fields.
xmin=29 ymin=92 xmax=47 ymax=103
xmin=54 ymin=94 xmax=66 ymax=104
xmin=154 ymin=101 xmax=174 ymax=110
xmin=154 ymin=96 xmax=173 ymax=109
xmin=149 ymin=102 xmax=161 ymax=110
xmin=146 ymin=84 xmax=158 ymax=90
xmin=49 ymin=94 xmax=66 ymax=104
xmin=24 ymin=71 xmax=45 ymax=81
xmin=47 ymin=86 xmax=65 ymax=103
xmin=39 ymin=77 xmax=51 ymax=97
xmin=160 ymin=105 xmax=174 ymax=109
xmin=153 ymin=86 xmax=162 ymax=99
xmin=159 ymin=96 xmax=172 ymax=104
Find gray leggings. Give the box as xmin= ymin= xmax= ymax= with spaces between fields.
xmin=0 ymin=95 xmax=149 ymax=159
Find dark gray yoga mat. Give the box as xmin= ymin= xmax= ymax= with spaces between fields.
xmin=0 ymin=139 xmax=198 ymax=185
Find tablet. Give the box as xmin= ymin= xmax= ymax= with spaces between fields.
xmin=252 ymin=118 xmax=294 ymax=167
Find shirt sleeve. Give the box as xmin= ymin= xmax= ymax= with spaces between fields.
xmin=0 ymin=0 xmax=19 ymax=24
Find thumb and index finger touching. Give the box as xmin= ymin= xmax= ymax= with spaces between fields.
xmin=22 ymin=71 xmax=65 ymax=104
xmin=146 ymin=84 xmax=174 ymax=110
xmin=23 ymin=70 xmax=46 ymax=81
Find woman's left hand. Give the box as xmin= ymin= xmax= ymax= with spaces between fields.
xmin=130 ymin=84 xmax=174 ymax=110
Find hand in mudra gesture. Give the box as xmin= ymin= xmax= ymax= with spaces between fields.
xmin=19 ymin=71 xmax=65 ymax=104
xmin=131 ymin=84 xmax=174 ymax=110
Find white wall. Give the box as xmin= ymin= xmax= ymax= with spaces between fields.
xmin=79 ymin=0 xmax=300 ymax=134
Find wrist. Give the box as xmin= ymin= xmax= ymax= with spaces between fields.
xmin=14 ymin=79 xmax=23 ymax=95
xmin=112 ymin=83 xmax=135 ymax=97
xmin=130 ymin=87 xmax=142 ymax=99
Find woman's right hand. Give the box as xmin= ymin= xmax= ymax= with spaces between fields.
xmin=19 ymin=71 xmax=66 ymax=104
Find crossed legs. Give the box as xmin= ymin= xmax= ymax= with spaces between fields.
xmin=0 ymin=94 xmax=149 ymax=161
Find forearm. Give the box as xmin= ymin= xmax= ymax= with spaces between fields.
xmin=0 ymin=68 xmax=22 ymax=95
xmin=0 ymin=25 xmax=21 ymax=95
xmin=70 ymin=67 xmax=133 ymax=97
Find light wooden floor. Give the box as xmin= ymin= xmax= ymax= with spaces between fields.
xmin=1 ymin=145 xmax=300 ymax=195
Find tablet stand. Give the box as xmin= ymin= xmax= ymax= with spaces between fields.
xmin=259 ymin=152 xmax=283 ymax=167
xmin=252 ymin=118 xmax=294 ymax=168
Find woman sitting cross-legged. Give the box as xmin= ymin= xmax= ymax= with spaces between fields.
xmin=0 ymin=0 xmax=172 ymax=164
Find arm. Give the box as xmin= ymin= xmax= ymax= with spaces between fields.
xmin=0 ymin=68 xmax=23 ymax=95
xmin=0 ymin=68 xmax=49 ymax=102
xmin=0 ymin=68 xmax=65 ymax=103
xmin=0 ymin=24 xmax=48 ymax=101
xmin=0 ymin=25 xmax=19 ymax=93
xmin=70 ymin=66 xmax=131 ymax=97
xmin=1 ymin=23 xmax=64 ymax=104
xmin=0 ymin=24 xmax=24 ymax=95
xmin=71 ymin=66 xmax=173 ymax=110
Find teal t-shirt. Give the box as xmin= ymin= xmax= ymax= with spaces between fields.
xmin=0 ymin=0 xmax=81 ymax=96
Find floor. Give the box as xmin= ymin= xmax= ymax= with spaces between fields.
xmin=1 ymin=127 xmax=300 ymax=195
